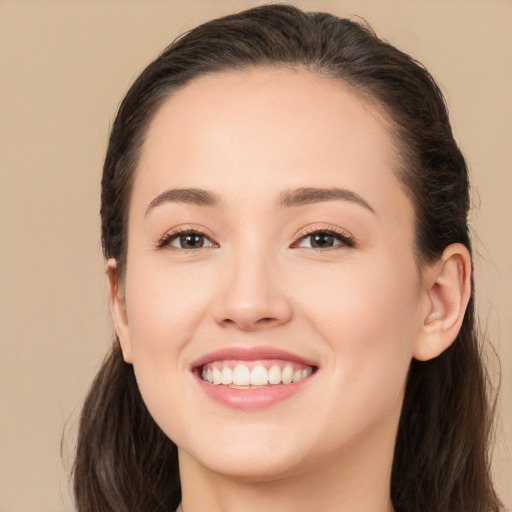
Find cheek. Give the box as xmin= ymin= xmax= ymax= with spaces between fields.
xmin=292 ymin=258 xmax=421 ymax=450
xmin=300 ymin=254 xmax=421 ymax=392
xmin=302 ymin=253 xmax=420 ymax=333
xmin=123 ymin=262 xmax=212 ymax=367
xmin=122 ymin=264 xmax=209 ymax=434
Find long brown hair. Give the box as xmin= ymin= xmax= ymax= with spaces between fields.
xmin=73 ymin=5 xmax=502 ymax=511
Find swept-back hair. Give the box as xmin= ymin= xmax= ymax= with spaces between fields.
xmin=73 ymin=5 xmax=502 ymax=511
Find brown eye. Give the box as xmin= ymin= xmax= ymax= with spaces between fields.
xmin=295 ymin=229 xmax=354 ymax=249
xmin=176 ymin=233 xmax=206 ymax=249
xmin=161 ymin=230 xmax=217 ymax=250
xmin=310 ymin=233 xmax=336 ymax=248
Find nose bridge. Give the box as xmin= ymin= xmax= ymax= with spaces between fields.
xmin=214 ymin=238 xmax=292 ymax=330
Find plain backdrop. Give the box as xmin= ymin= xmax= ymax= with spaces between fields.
xmin=0 ymin=1 xmax=510 ymax=510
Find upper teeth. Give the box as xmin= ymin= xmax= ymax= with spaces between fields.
xmin=201 ymin=362 xmax=313 ymax=387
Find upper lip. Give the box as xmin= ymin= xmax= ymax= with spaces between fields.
xmin=190 ymin=346 xmax=318 ymax=370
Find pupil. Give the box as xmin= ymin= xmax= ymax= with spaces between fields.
xmin=181 ymin=234 xmax=203 ymax=248
xmin=312 ymin=233 xmax=334 ymax=248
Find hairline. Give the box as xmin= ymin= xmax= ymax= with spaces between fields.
xmin=116 ymin=63 xmax=426 ymax=279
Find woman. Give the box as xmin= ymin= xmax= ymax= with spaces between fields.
xmin=73 ymin=5 xmax=503 ymax=511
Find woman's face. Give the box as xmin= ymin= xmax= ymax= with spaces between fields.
xmin=114 ymin=68 xmax=431 ymax=481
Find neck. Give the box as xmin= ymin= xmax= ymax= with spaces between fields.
xmin=178 ymin=426 xmax=396 ymax=512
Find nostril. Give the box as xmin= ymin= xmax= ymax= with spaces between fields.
xmin=221 ymin=316 xmax=282 ymax=331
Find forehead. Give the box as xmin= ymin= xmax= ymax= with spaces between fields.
xmin=134 ymin=67 xmax=407 ymax=218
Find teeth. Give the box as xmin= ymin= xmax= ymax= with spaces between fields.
xmin=250 ymin=365 xmax=268 ymax=386
xmin=212 ymin=367 xmax=222 ymax=385
xmin=221 ymin=366 xmax=233 ymax=385
xmin=201 ymin=362 xmax=313 ymax=387
xmin=292 ymin=369 xmax=302 ymax=383
xmin=233 ymin=364 xmax=251 ymax=386
xmin=268 ymin=365 xmax=281 ymax=385
xmin=281 ymin=366 xmax=293 ymax=385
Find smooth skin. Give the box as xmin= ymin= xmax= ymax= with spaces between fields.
xmin=108 ymin=68 xmax=471 ymax=512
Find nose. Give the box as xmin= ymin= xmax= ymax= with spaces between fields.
xmin=212 ymin=250 xmax=293 ymax=332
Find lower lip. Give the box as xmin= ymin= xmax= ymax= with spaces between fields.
xmin=194 ymin=372 xmax=316 ymax=410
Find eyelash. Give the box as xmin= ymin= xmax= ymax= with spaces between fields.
xmin=292 ymin=227 xmax=356 ymax=250
xmin=157 ymin=226 xmax=355 ymax=251
xmin=157 ymin=226 xmax=217 ymax=250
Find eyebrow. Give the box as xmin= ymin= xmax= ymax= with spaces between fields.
xmin=145 ymin=186 xmax=375 ymax=216
xmin=278 ymin=187 xmax=375 ymax=213
xmin=145 ymin=188 xmax=222 ymax=216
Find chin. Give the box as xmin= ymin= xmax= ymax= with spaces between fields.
xmin=177 ymin=425 xmax=310 ymax=482
xmin=190 ymin=449 xmax=306 ymax=483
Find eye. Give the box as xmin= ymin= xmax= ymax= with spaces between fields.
xmin=159 ymin=229 xmax=218 ymax=250
xmin=294 ymin=229 xmax=355 ymax=249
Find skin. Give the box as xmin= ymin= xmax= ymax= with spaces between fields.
xmin=108 ymin=68 xmax=471 ymax=512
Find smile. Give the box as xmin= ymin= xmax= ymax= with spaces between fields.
xmin=192 ymin=347 xmax=318 ymax=409
xmin=201 ymin=360 xmax=314 ymax=388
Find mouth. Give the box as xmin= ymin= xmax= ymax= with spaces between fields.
xmin=199 ymin=359 xmax=314 ymax=388
xmin=191 ymin=347 xmax=318 ymax=409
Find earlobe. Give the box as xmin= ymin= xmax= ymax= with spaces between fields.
xmin=413 ymin=244 xmax=472 ymax=361
xmin=107 ymin=258 xmax=133 ymax=364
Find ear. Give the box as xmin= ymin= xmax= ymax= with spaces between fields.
xmin=107 ymin=258 xmax=133 ymax=364
xmin=413 ymin=243 xmax=472 ymax=361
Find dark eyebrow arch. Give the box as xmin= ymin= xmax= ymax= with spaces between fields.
xmin=278 ymin=187 xmax=375 ymax=214
xmin=145 ymin=188 xmax=222 ymax=216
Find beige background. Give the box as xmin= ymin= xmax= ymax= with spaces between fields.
xmin=0 ymin=1 xmax=510 ymax=510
